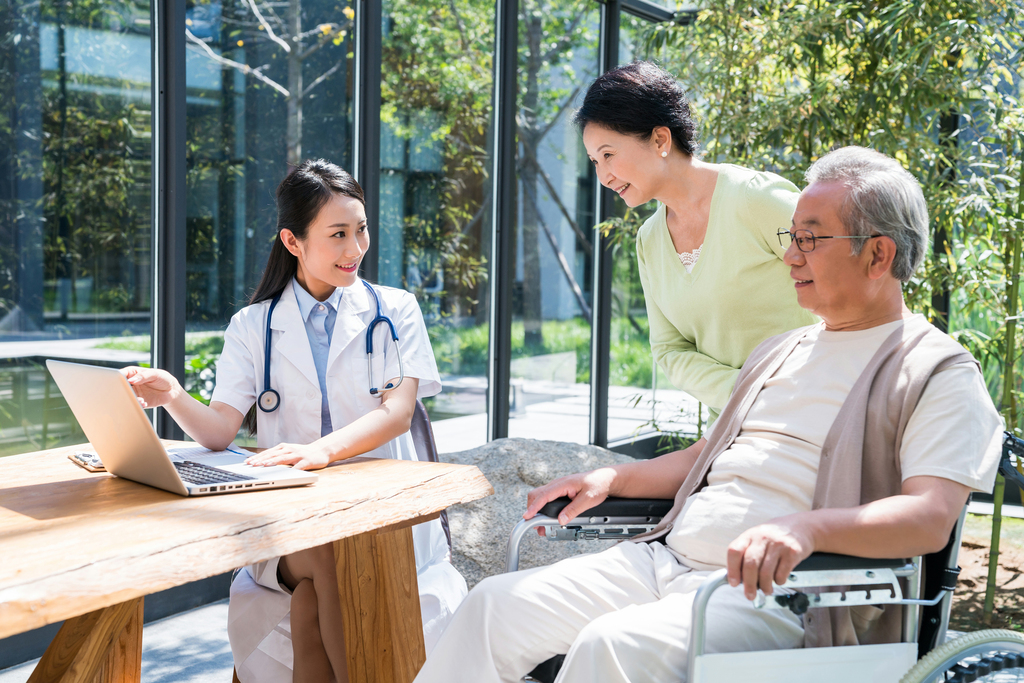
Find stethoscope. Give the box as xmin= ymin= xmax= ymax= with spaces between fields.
xmin=257 ymin=280 xmax=404 ymax=413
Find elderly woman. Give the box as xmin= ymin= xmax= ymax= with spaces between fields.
xmin=577 ymin=61 xmax=816 ymax=419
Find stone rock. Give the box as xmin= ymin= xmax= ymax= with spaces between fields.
xmin=441 ymin=437 xmax=637 ymax=589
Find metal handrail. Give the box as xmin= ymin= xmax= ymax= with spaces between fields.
xmin=685 ymin=561 xmax=955 ymax=683
xmin=505 ymin=516 xmax=553 ymax=573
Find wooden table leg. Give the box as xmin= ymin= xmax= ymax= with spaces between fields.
xmin=27 ymin=597 xmax=144 ymax=683
xmin=335 ymin=525 xmax=426 ymax=683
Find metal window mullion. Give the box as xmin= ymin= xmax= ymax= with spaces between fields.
xmin=620 ymin=0 xmax=689 ymax=23
xmin=487 ymin=0 xmax=518 ymax=442
xmin=588 ymin=0 xmax=620 ymax=448
xmin=353 ymin=0 xmax=382 ymax=283
xmin=152 ymin=0 xmax=186 ymax=440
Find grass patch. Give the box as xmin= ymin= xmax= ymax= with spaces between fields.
xmin=94 ymin=333 xmax=226 ymax=356
xmin=963 ymin=512 xmax=1024 ymax=548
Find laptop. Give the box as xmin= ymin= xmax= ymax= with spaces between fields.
xmin=46 ymin=360 xmax=318 ymax=496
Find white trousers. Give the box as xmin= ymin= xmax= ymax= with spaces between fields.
xmin=413 ymin=541 xmax=804 ymax=683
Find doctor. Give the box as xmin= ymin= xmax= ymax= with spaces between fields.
xmin=122 ymin=159 xmax=466 ymax=683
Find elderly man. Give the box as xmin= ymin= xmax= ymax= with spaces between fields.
xmin=414 ymin=147 xmax=1003 ymax=683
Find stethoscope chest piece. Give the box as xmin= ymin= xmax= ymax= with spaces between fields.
xmin=258 ymin=388 xmax=281 ymax=412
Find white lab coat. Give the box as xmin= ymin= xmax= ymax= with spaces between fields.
xmin=211 ymin=278 xmax=466 ymax=682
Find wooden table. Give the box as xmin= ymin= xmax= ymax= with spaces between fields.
xmin=0 ymin=442 xmax=493 ymax=683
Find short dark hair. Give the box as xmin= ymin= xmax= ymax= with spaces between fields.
xmin=573 ymin=61 xmax=699 ymax=156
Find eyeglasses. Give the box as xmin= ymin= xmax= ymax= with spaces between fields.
xmin=777 ymin=228 xmax=884 ymax=253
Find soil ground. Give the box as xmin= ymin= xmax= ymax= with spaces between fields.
xmin=949 ymin=513 xmax=1024 ymax=632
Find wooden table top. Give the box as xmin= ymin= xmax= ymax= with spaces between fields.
xmin=0 ymin=442 xmax=493 ymax=640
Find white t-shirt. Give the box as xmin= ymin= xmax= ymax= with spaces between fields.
xmin=666 ymin=316 xmax=1003 ymax=570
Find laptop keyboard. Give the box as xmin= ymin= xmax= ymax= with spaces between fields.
xmin=173 ymin=460 xmax=257 ymax=485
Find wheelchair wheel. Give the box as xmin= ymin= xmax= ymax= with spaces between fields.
xmin=899 ymin=629 xmax=1024 ymax=683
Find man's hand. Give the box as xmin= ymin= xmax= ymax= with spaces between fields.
xmin=726 ymin=516 xmax=815 ymax=600
xmin=524 ymin=467 xmax=618 ymax=526
xmin=725 ymin=476 xmax=972 ymax=601
xmin=246 ymin=442 xmax=333 ymax=471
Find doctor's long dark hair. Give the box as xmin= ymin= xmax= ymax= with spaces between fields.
xmin=242 ymin=159 xmax=366 ymax=435
xmin=249 ymin=159 xmax=366 ymax=307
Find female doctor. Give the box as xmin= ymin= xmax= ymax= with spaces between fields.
xmin=122 ymin=159 xmax=466 ymax=683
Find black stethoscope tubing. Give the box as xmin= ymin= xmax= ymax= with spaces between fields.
xmin=363 ymin=282 xmax=404 ymax=396
xmin=257 ymin=292 xmax=283 ymax=412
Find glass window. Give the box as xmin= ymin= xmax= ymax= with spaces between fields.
xmin=605 ymin=12 xmax=694 ymax=447
xmin=184 ymin=0 xmax=355 ymax=444
xmin=0 ymin=0 xmax=153 ymax=456
xmin=508 ymin=0 xmax=599 ymax=444
xmin=379 ymin=0 xmax=494 ymax=453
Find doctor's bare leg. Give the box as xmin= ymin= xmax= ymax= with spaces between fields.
xmin=279 ymin=545 xmax=350 ymax=683
xmin=290 ymin=578 xmax=335 ymax=683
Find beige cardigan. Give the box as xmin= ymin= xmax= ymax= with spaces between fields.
xmin=635 ymin=315 xmax=977 ymax=647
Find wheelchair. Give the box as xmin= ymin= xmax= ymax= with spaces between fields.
xmin=504 ymin=432 xmax=1024 ymax=683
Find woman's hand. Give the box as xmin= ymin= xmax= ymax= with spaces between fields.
xmin=246 ymin=442 xmax=333 ymax=471
xmin=121 ymin=367 xmax=244 ymax=451
xmin=524 ymin=467 xmax=618 ymax=526
xmin=121 ymin=366 xmax=183 ymax=409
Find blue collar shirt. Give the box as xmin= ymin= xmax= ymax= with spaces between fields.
xmin=291 ymin=279 xmax=344 ymax=438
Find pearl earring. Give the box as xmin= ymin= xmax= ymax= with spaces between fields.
xmin=661 ymin=151 xmax=668 ymax=158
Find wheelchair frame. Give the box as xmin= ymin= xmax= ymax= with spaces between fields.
xmin=502 ymin=431 xmax=1024 ymax=683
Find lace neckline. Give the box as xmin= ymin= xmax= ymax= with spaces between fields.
xmin=677 ymin=245 xmax=702 ymax=268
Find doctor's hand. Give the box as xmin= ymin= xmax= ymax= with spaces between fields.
xmin=246 ymin=442 xmax=333 ymax=471
xmin=524 ymin=467 xmax=617 ymax=527
xmin=726 ymin=516 xmax=815 ymax=601
xmin=121 ymin=366 xmax=183 ymax=409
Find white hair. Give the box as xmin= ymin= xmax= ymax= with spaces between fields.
xmin=805 ymin=146 xmax=929 ymax=282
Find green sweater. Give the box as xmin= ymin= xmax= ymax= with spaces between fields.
xmin=636 ymin=163 xmax=818 ymax=417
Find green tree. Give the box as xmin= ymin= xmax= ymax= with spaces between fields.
xmin=644 ymin=0 xmax=1024 ymax=623
xmin=380 ymin=0 xmax=600 ymax=355
xmin=379 ymin=0 xmax=493 ymax=323
xmin=517 ymin=0 xmax=598 ymax=348
xmin=644 ymin=0 xmax=1024 ymax=424
xmin=39 ymin=0 xmax=152 ymax=317
xmin=186 ymin=0 xmax=353 ymax=165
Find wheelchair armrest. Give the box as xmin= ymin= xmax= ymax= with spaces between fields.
xmin=792 ymin=553 xmax=910 ymax=573
xmin=687 ymin=554 xmax=922 ymax=683
xmin=538 ymin=496 xmax=674 ymax=520
xmin=505 ymin=497 xmax=675 ymax=573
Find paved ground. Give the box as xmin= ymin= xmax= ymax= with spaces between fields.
xmin=3 ymin=601 xmax=1023 ymax=682
xmin=0 ymin=600 xmax=234 ymax=683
